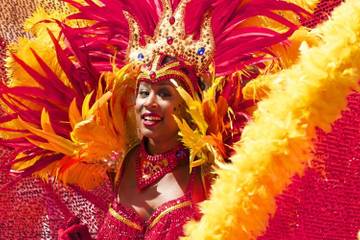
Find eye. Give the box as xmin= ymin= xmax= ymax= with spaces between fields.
xmin=158 ymin=88 xmax=171 ymax=98
xmin=138 ymin=89 xmax=149 ymax=98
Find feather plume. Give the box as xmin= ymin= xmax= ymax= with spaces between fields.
xmin=0 ymin=6 xmax=139 ymax=189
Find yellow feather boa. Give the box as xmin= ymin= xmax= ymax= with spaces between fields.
xmin=183 ymin=0 xmax=360 ymax=239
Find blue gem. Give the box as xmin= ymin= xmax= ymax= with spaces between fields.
xmin=197 ymin=47 xmax=205 ymax=56
xmin=137 ymin=53 xmax=144 ymax=61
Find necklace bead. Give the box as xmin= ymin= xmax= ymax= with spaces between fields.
xmin=136 ymin=141 xmax=189 ymax=190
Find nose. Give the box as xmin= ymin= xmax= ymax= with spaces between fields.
xmin=144 ymin=91 xmax=158 ymax=109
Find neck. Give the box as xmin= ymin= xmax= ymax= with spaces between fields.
xmin=146 ymin=137 xmax=180 ymax=155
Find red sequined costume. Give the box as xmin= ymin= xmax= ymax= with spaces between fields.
xmin=96 ymin=140 xmax=204 ymax=240
xmin=97 ymin=172 xmax=200 ymax=239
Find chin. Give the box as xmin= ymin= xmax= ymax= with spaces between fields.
xmin=139 ymin=120 xmax=179 ymax=142
xmin=140 ymin=127 xmax=159 ymax=140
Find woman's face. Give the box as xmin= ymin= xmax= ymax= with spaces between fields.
xmin=135 ymin=81 xmax=184 ymax=143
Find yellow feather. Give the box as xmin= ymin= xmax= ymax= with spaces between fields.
xmin=87 ymin=91 xmax=113 ymax=118
xmin=202 ymin=76 xmax=223 ymax=104
xmin=5 ymin=7 xmax=70 ymax=89
xmin=25 ymin=137 xmax=74 ymax=155
xmin=2 ymin=3 xmax=124 ymax=190
xmin=177 ymin=87 xmax=208 ymax=135
xmin=18 ymin=117 xmax=77 ymax=155
xmin=243 ymin=28 xmax=320 ymax=101
xmin=82 ymin=91 xmax=93 ymax=119
xmin=23 ymin=7 xmax=67 ymax=36
xmin=61 ymin=162 xmax=108 ymax=190
xmin=34 ymin=157 xmax=108 ymax=190
xmin=0 ymin=118 xmax=29 ymax=140
xmin=68 ymin=64 xmax=139 ymax=167
xmin=12 ymin=155 xmax=41 ymax=171
xmin=174 ymin=116 xmax=205 ymax=168
xmin=40 ymin=108 xmax=55 ymax=134
xmin=68 ymin=98 xmax=82 ymax=129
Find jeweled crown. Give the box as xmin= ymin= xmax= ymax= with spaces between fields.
xmin=124 ymin=0 xmax=214 ymax=74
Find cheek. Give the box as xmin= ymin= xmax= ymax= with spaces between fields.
xmin=135 ymin=97 xmax=143 ymax=112
xmin=135 ymin=98 xmax=143 ymax=121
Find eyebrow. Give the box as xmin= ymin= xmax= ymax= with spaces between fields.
xmin=138 ymin=81 xmax=176 ymax=89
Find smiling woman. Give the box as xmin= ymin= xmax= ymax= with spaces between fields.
xmin=93 ymin=55 xmax=208 ymax=239
xmin=135 ymin=57 xmax=194 ymax=150
xmin=135 ymin=81 xmax=183 ymax=151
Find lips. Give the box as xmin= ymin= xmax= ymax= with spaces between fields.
xmin=141 ymin=112 xmax=163 ymax=127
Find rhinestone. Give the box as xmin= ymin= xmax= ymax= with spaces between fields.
xmin=149 ymin=71 xmax=157 ymax=80
xmin=197 ymin=47 xmax=206 ymax=55
xmin=137 ymin=53 xmax=144 ymax=61
xmin=169 ymin=16 xmax=175 ymax=25
xmin=167 ymin=36 xmax=174 ymax=45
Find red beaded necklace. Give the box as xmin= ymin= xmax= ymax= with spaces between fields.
xmin=136 ymin=139 xmax=189 ymax=190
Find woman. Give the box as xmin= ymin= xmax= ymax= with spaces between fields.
xmin=57 ymin=55 xmax=207 ymax=239
xmin=95 ymin=55 xmax=207 ymax=239
xmin=0 ymin=0 xmax=310 ymax=239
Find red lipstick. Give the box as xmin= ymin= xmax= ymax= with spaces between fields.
xmin=141 ymin=112 xmax=163 ymax=127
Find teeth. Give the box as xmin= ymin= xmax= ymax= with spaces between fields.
xmin=144 ymin=116 xmax=161 ymax=121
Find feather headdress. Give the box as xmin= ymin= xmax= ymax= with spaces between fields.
xmin=0 ymin=0 xmax=310 ymax=190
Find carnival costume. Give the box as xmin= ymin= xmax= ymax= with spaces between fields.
xmin=1 ymin=0 xmax=360 ymax=239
